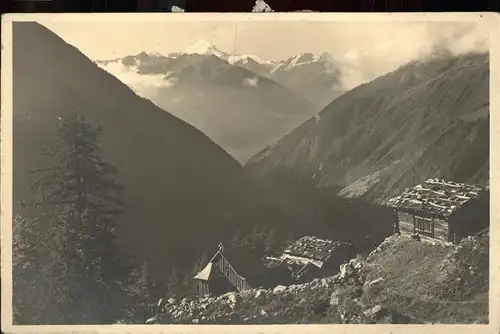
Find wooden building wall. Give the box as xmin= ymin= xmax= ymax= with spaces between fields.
xmin=213 ymin=255 xmax=252 ymax=292
xmin=195 ymin=253 xmax=252 ymax=297
xmin=395 ymin=210 xmax=449 ymax=243
xmin=449 ymin=193 xmax=490 ymax=242
xmin=393 ymin=191 xmax=489 ymax=245
xmin=197 ymin=280 xmax=210 ymax=296
xmin=396 ymin=211 xmax=417 ymax=236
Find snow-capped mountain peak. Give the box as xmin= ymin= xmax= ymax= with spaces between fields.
xmin=319 ymin=52 xmax=335 ymax=62
xmin=227 ymin=54 xmax=275 ymax=66
xmin=184 ymin=40 xmax=223 ymax=56
xmin=287 ymin=52 xmax=319 ymax=68
xmin=269 ymin=52 xmax=333 ymax=74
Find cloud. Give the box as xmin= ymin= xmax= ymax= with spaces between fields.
xmin=98 ymin=61 xmax=176 ymax=99
xmin=430 ymin=22 xmax=489 ymax=56
xmin=163 ymin=72 xmax=178 ymax=88
xmin=243 ymin=77 xmax=259 ymax=87
xmin=334 ymin=22 xmax=489 ymax=90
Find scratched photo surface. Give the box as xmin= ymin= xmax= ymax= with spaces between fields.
xmin=6 ymin=16 xmax=490 ymax=326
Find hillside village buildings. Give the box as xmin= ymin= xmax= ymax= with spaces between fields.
xmin=193 ymin=178 xmax=489 ymax=297
xmin=193 ymin=236 xmax=357 ymax=297
xmin=264 ymin=236 xmax=357 ymax=283
xmin=193 ymin=242 xmax=290 ymax=297
xmin=193 ymin=247 xmax=252 ymax=297
xmin=387 ymin=178 xmax=489 ymax=244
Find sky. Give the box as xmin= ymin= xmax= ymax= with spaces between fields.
xmin=40 ymin=16 xmax=489 ymax=89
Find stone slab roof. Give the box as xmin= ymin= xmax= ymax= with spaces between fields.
xmin=283 ymin=236 xmax=353 ymax=263
xmin=386 ymin=178 xmax=488 ymax=218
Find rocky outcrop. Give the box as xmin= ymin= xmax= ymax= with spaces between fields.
xmin=147 ymin=232 xmax=488 ymax=324
xmin=153 ymin=256 xmax=366 ymax=324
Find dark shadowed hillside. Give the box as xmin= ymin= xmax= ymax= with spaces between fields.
xmin=13 ymin=23 xmax=385 ymax=291
xmin=12 ymin=22 xmax=250 ymax=284
xmin=245 ymin=52 xmax=489 ymax=203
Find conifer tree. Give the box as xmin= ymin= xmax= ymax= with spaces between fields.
xmin=12 ymin=215 xmax=50 ymax=324
xmin=165 ymin=267 xmax=180 ymax=298
xmin=285 ymin=232 xmax=295 ymax=248
xmin=264 ymin=229 xmax=277 ymax=253
xmin=126 ymin=261 xmax=156 ymax=322
xmin=25 ymin=112 xmax=129 ymax=324
xmin=182 ymin=252 xmax=210 ymax=297
xmin=231 ymin=229 xmax=243 ymax=248
xmin=198 ymin=252 xmax=210 ymax=270
xmin=248 ymin=225 xmax=261 ymax=251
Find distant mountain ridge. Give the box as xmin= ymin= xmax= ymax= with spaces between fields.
xmin=245 ymin=51 xmax=489 ymax=203
xmin=99 ymin=40 xmax=336 ymax=76
xmin=98 ymin=39 xmax=345 ymax=106
xmin=97 ymin=41 xmax=334 ymax=162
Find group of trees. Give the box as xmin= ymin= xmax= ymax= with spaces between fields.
xmin=13 ymin=111 xmax=393 ymax=324
xmin=229 ymin=225 xmax=294 ymax=256
xmin=13 ymin=112 xmax=294 ymax=324
xmin=13 ymin=113 xmax=156 ymax=324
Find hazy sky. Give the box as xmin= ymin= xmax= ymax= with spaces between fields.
xmin=40 ymin=16 xmax=489 ymax=88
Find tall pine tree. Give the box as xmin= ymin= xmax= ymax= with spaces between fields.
xmin=264 ymin=229 xmax=277 ymax=253
xmin=230 ymin=229 xmax=243 ymax=248
xmin=165 ymin=266 xmax=180 ymax=298
xmin=125 ymin=261 xmax=157 ymax=322
xmin=25 ymin=112 xmax=129 ymax=324
xmin=12 ymin=215 xmax=50 ymax=324
xmin=248 ymin=225 xmax=261 ymax=251
xmin=181 ymin=252 xmax=210 ymax=297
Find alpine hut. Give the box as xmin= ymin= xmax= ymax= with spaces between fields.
xmin=386 ymin=178 xmax=489 ymax=244
xmin=263 ymin=236 xmax=357 ymax=283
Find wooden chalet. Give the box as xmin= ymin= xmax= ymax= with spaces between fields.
xmin=387 ymin=178 xmax=489 ymax=244
xmin=264 ymin=236 xmax=357 ymax=283
xmin=193 ymin=244 xmax=252 ymax=297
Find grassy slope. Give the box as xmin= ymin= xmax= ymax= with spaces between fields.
xmin=360 ymin=234 xmax=489 ymax=323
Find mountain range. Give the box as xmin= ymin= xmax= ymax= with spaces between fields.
xmin=12 ymin=22 xmax=489 ymax=290
xmin=97 ymin=41 xmax=345 ymax=162
xmin=12 ymin=23 xmax=396 ymax=285
xmin=245 ymin=51 xmax=489 ymax=203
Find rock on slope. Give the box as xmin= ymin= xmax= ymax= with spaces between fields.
xmin=356 ymin=232 xmax=489 ymax=324
xmin=245 ymin=52 xmax=489 ymax=203
xmin=154 ymin=232 xmax=488 ymax=324
xmin=12 ymin=22 xmax=247 ymax=283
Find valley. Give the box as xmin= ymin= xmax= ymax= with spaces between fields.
xmin=96 ymin=42 xmax=345 ymax=162
xmin=10 ymin=20 xmax=490 ymax=326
